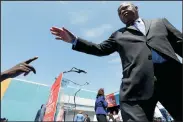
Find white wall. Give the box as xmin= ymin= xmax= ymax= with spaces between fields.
xmin=61 ymin=95 xmax=95 ymax=107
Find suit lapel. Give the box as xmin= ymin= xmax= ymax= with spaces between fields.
xmin=142 ymin=19 xmax=151 ymax=36
xmin=126 ymin=25 xmax=139 ymax=32
xmin=125 ymin=19 xmax=151 ymax=36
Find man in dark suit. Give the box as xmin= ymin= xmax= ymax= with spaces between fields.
xmin=50 ymin=2 xmax=182 ymax=121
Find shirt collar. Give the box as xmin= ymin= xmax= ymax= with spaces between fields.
xmin=126 ymin=18 xmax=144 ymax=27
xmin=135 ymin=18 xmax=144 ymax=24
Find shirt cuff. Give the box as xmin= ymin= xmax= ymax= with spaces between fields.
xmin=72 ymin=37 xmax=78 ymax=47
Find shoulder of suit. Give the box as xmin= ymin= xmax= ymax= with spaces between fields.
xmin=111 ymin=28 xmax=126 ymax=36
xmin=149 ymin=18 xmax=167 ymax=22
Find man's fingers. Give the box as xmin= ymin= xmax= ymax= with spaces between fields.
xmin=24 ymin=71 xmax=30 ymax=76
xmin=21 ymin=67 xmax=30 ymax=73
xmin=55 ymin=37 xmax=63 ymax=40
xmin=51 ymin=31 xmax=60 ymax=36
xmin=23 ymin=63 xmax=36 ymax=74
xmin=24 ymin=56 xmax=38 ymax=64
xmin=62 ymin=27 xmax=73 ymax=36
xmin=51 ymin=27 xmax=62 ymax=31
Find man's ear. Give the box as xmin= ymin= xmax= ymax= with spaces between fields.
xmin=135 ymin=6 xmax=138 ymax=11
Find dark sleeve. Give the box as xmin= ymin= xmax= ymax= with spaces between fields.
xmin=0 ymin=72 xmax=10 ymax=82
xmin=34 ymin=110 xmax=41 ymax=121
xmin=162 ymin=18 xmax=183 ymax=57
xmin=94 ymin=101 xmax=97 ymax=111
xmin=88 ymin=118 xmax=91 ymax=122
xmin=72 ymin=33 xmax=117 ymax=56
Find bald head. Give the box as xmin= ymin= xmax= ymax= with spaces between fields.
xmin=118 ymin=2 xmax=139 ymax=25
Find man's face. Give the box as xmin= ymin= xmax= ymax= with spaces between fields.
xmin=118 ymin=2 xmax=138 ymax=25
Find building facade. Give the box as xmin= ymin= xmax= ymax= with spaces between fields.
xmin=1 ymin=78 xmax=97 ymax=121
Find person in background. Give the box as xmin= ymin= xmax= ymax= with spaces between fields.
xmin=34 ymin=104 xmax=46 ymax=122
xmin=1 ymin=57 xmax=38 ymax=82
xmin=0 ymin=118 xmax=8 ymax=122
xmin=113 ymin=111 xmax=120 ymax=122
xmin=95 ymin=88 xmax=108 ymax=122
xmin=117 ymin=110 xmax=123 ymax=122
xmin=74 ymin=111 xmax=85 ymax=122
xmin=84 ymin=114 xmax=90 ymax=122
xmin=107 ymin=112 xmax=115 ymax=122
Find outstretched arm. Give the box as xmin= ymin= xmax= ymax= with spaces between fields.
xmin=72 ymin=35 xmax=117 ymax=56
xmin=1 ymin=57 xmax=38 ymax=82
xmin=50 ymin=27 xmax=117 ymax=57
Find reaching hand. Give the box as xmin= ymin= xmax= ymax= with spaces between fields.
xmin=50 ymin=27 xmax=76 ymax=43
xmin=3 ymin=56 xmax=38 ymax=78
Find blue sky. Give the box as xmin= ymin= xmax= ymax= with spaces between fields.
xmin=1 ymin=1 xmax=182 ymax=94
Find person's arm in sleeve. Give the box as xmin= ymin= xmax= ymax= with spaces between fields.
xmin=101 ymin=96 xmax=108 ymax=108
xmin=1 ymin=57 xmax=38 ymax=82
xmin=162 ymin=18 xmax=183 ymax=57
xmin=50 ymin=27 xmax=117 ymax=56
xmin=72 ymin=33 xmax=117 ymax=57
xmin=94 ymin=101 xmax=97 ymax=111
xmin=34 ymin=110 xmax=41 ymax=122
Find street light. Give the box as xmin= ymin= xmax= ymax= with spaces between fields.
xmin=59 ymin=67 xmax=89 ymax=122
xmin=73 ymin=82 xmax=89 ymax=122
xmin=63 ymin=67 xmax=87 ymax=74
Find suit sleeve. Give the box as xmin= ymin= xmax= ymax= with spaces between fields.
xmin=162 ymin=18 xmax=183 ymax=57
xmin=72 ymin=34 xmax=117 ymax=56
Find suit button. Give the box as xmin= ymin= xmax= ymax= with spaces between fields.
xmin=148 ymin=55 xmax=152 ymax=60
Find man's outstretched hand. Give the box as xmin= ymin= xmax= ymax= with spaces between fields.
xmin=1 ymin=57 xmax=38 ymax=81
xmin=50 ymin=27 xmax=76 ymax=43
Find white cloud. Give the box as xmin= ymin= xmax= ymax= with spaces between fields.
xmin=82 ymin=24 xmax=113 ymax=38
xmin=108 ymin=57 xmax=121 ymax=64
xmin=68 ymin=11 xmax=89 ymax=25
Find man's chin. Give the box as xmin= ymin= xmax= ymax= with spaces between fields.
xmin=126 ymin=20 xmax=135 ymax=26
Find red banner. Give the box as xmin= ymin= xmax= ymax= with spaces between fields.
xmin=106 ymin=93 xmax=117 ymax=107
xmin=43 ymin=73 xmax=63 ymax=121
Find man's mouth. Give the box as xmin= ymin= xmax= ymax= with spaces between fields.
xmin=123 ymin=11 xmax=128 ymax=17
xmin=124 ymin=13 xmax=128 ymax=16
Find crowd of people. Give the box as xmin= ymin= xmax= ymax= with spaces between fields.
xmin=74 ymin=111 xmax=91 ymax=122
xmin=1 ymin=1 xmax=182 ymax=122
xmin=106 ymin=111 xmax=121 ymax=122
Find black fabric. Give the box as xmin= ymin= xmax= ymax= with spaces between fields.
xmin=153 ymin=59 xmax=182 ymax=121
xmin=96 ymin=114 xmax=107 ymax=122
xmin=72 ymin=18 xmax=182 ymax=102
xmin=72 ymin=18 xmax=182 ymax=121
xmin=84 ymin=117 xmax=91 ymax=122
xmin=120 ymin=82 xmax=158 ymax=122
xmin=120 ymin=59 xmax=182 ymax=122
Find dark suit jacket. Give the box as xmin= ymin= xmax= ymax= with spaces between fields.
xmin=72 ymin=18 xmax=182 ymax=101
xmin=84 ymin=117 xmax=91 ymax=122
